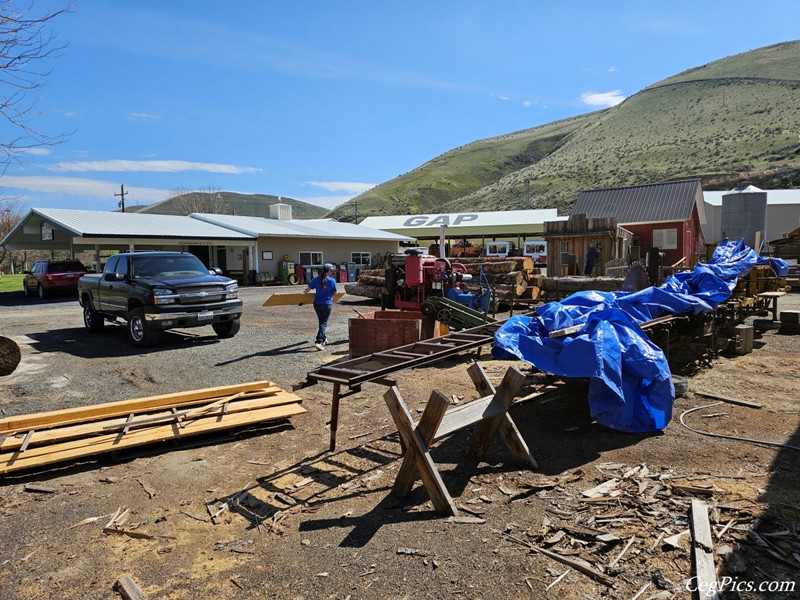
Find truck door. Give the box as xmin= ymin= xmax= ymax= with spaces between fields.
xmin=101 ymin=255 xmax=129 ymax=313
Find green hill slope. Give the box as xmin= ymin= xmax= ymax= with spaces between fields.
xmin=136 ymin=191 xmax=328 ymax=219
xmin=331 ymin=41 xmax=800 ymax=221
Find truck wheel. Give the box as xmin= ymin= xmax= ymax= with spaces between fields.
xmin=128 ymin=308 xmax=160 ymax=347
xmin=37 ymin=284 xmax=48 ymax=299
xmin=83 ymin=304 xmax=105 ymax=333
xmin=213 ymin=319 xmax=240 ymax=339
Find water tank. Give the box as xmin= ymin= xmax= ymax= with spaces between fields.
xmin=269 ymin=203 xmax=293 ymax=220
xmin=720 ymin=183 xmax=767 ymax=251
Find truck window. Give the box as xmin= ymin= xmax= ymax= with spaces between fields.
xmin=131 ymin=255 xmax=207 ymax=278
xmin=105 ymin=255 xmax=120 ymax=274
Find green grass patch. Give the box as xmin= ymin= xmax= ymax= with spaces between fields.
xmin=0 ymin=274 xmax=24 ymax=294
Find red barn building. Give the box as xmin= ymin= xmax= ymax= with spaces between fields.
xmin=571 ymin=179 xmax=707 ymax=267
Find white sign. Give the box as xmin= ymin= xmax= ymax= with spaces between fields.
xmin=652 ymin=228 xmax=678 ymax=250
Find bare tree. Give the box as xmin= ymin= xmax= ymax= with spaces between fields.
xmin=0 ymin=196 xmax=24 ymax=272
xmin=169 ymin=186 xmax=231 ymax=215
xmin=1 ymin=1 xmax=72 ymax=170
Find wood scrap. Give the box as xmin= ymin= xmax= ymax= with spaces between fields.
xmin=691 ymin=389 xmax=763 ymax=409
xmin=690 ymin=499 xmax=720 ymax=600
xmin=114 ymin=576 xmax=148 ymax=600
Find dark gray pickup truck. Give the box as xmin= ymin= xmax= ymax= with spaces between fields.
xmin=78 ymin=251 xmax=243 ymax=347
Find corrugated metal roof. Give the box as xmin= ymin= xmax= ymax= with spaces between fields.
xmin=572 ymin=180 xmax=704 ymax=225
xmin=31 ymin=208 xmax=254 ymax=239
xmin=359 ymin=209 xmax=561 ymax=231
xmin=704 ymin=189 xmax=800 ymax=206
xmin=190 ymin=213 xmax=414 ymax=241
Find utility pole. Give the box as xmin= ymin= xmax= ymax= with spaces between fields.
xmin=115 ymin=184 xmax=127 ymax=212
xmin=525 ymin=178 xmax=532 ymax=209
xmin=354 ymin=201 xmax=359 ymax=223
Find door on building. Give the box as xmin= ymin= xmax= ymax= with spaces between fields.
xmin=189 ymin=246 xmax=210 ymax=268
xmin=216 ymin=248 xmax=228 ymax=275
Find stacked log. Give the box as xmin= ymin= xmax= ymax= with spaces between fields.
xmin=0 ymin=337 xmax=21 ymax=376
xmin=345 ymin=268 xmax=385 ymax=299
xmin=541 ymin=276 xmax=625 ymax=294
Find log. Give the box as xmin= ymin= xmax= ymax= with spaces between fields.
xmin=357 ymin=275 xmax=386 ymax=286
xmin=344 ymin=283 xmax=384 ymax=299
xmin=454 ymin=257 xmax=535 ymax=272
xmin=358 ymin=269 xmax=385 ymax=278
xmin=0 ymin=336 xmax=21 ymax=377
xmin=489 ymin=271 xmax=525 ymax=286
xmin=493 ymin=282 xmax=528 ymax=298
xmin=541 ymin=276 xmax=625 ymax=293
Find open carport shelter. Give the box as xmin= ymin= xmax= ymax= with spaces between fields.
xmin=358 ymin=209 xmax=563 ymax=252
xmin=1 ymin=208 xmax=413 ymax=284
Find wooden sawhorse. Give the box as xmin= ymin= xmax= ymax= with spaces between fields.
xmin=383 ymin=363 xmax=537 ymax=515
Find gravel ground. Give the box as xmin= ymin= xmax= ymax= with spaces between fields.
xmin=0 ymin=285 xmax=375 ymax=416
xmin=1 ymin=287 xmax=798 ymax=599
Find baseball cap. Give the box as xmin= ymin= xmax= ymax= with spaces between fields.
xmin=324 ymin=263 xmax=336 ymax=272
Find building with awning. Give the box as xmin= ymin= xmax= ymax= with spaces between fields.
xmin=2 ymin=207 xmax=412 ymax=284
xmin=358 ymin=209 xmax=564 ymax=251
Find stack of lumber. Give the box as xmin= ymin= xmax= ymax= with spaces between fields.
xmin=0 ymin=381 xmax=305 ymax=475
xmin=344 ymin=268 xmax=385 ymax=299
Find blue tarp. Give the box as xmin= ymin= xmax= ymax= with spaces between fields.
xmin=492 ymin=239 xmax=772 ymax=433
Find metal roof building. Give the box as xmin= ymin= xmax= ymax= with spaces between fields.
xmin=703 ymin=187 xmax=800 ymax=247
xmin=2 ymin=208 xmax=412 ymax=284
xmin=358 ymin=209 xmax=564 ymax=246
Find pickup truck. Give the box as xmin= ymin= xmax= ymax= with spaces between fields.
xmin=78 ymin=251 xmax=243 ymax=347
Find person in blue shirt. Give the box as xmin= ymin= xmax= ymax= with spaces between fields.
xmin=303 ymin=263 xmax=338 ymax=351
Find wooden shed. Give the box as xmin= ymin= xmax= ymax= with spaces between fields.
xmin=543 ymin=214 xmax=634 ymax=276
xmin=570 ymin=179 xmax=707 ymax=268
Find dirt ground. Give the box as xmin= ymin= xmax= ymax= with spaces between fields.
xmin=1 ymin=291 xmax=799 ymax=599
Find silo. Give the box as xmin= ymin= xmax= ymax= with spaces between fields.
xmin=720 ymin=183 xmax=768 ymax=252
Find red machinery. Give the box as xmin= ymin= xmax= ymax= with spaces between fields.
xmin=385 ymin=252 xmax=473 ymax=311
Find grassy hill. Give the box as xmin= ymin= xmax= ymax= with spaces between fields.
xmin=134 ymin=191 xmax=328 ymax=219
xmin=329 ymin=41 xmax=800 ymax=222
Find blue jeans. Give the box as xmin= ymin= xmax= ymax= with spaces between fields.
xmin=314 ymin=303 xmax=332 ymax=344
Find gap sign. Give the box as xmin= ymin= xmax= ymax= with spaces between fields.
xmin=402 ymin=214 xmax=479 ymax=227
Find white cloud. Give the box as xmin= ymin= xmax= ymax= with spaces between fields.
xmin=607 ymin=66 xmax=618 ymax=73
xmin=1 ymin=175 xmax=168 ymax=202
xmin=497 ymin=95 xmax=510 ymax=101
xmin=581 ymin=90 xmax=626 ymax=107
xmin=21 ymin=148 xmax=52 ymax=156
xmin=127 ymin=112 xmax=162 ymax=120
xmin=306 ymin=181 xmax=375 ymax=194
xmin=522 ymin=100 xmax=535 ymax=108
xmin=47 ymin=159 xmax=262 ymax=175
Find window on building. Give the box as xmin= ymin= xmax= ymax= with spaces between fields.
xmin=299 ymin=251 xmax=323 ymax=266
xmin=351 ymin=252 xmax=371 ymax=266
xmin=652 ymin=228 xmax=678 ymax=250
xmin=560 ymin=240 xmax=569 ymax=254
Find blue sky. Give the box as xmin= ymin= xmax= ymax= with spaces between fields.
xmin=2 ymin=1 xmax=798 ymax=213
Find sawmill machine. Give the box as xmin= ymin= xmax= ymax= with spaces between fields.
xmin=381 ymin=250 xmax=493 ymax=329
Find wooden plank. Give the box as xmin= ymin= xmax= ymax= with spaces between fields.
xmin=690 ymin=499 xmax=720 ymax=600
xmin=394 ymin=389 xmax=451 ymax=497
xmin=0 ymin=381 xmax=280 ymax=434
xmin=0 ymin=402 xmax=306 ymax=475
xmin=0 ymin=393 xmax=302 ymax=452
xmin=436 ymin=397 xmax=500 ymax=439
xmin=692 ymin=390 xmax=762 ymax=409
xmin=468 ymin=366 xmax=527 ymax=458
xmin=114 ymin=576 xmax=148 ymax=600
xmin=263 ymin=292 xmax=345 ymax=307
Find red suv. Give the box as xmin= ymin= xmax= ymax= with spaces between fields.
xmin=23 ymin=260 xmax=87 ymax=299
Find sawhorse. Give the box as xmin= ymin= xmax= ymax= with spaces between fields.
xmin=383 ymin=363 xmax=537 ymax=515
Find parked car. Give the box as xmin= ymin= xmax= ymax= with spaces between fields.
xmin=23 ymin=259 xmax=87 ymax=298
xmin=78 ymin=252 xmax=242 ymax=347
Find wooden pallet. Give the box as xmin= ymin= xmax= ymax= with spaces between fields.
xmin=0 ymin=381 xmax=306 ymax=475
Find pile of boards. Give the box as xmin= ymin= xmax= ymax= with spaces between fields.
xmin=0 ymin=381 xmax=306 ymax=475
xmin=344 ymin=257 xmax=545 ymax=305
